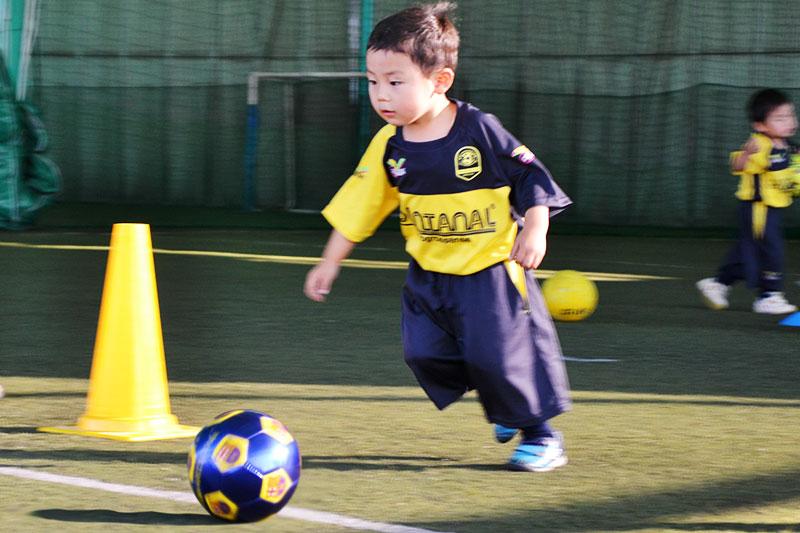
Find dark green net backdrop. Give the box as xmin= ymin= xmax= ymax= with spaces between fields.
xmin=29 ymin=0 xmax=800 ymax=227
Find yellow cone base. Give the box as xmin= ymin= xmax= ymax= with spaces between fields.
xmin=39 ymin=415 xmax=199 ymax=442
xmin=38 ymin=224 xmax=199 ymax=442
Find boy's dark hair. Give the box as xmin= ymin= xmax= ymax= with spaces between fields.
xmin=367 ymin=2 xmax=459 ymax=75
xmin=748 ymin=88 xmax=792 ymax=123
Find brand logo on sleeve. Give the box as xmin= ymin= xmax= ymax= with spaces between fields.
xmin=454 ymin=146 xmax=482 ymax=181
xmin=511 ymin=145 xmax=536 ymax=164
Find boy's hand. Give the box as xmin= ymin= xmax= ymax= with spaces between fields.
xmin=732 ymin=136 xmax=762 ymax=172
xmin=742 ymin=136 xmax=760 ymax=156
xmin=304 ymin=260 xmax=340 ymax=302
xmin=303 ymin=229 xmax=355 ymax=302
xmin=510 ymin=224 xmax=547 ymax=269
xmin=510 ymin=205 xmax=550 ymax=269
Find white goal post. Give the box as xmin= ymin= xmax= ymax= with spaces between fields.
xmin=243 ymin=71 xmax=366 ymax=211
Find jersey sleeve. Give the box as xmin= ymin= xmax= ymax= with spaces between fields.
xmin=321 ymin=124 xmax=399 ymax=243
xmin=511 ymin=159 xmax=572 ymax=217
xmin=477 ymin=112 xmax=572 ymax=217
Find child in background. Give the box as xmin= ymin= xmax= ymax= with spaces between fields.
xmin=697 ymin=88 xmax=798 ymax=314
xmin=304 ymin=2 xmax=573 ymax=471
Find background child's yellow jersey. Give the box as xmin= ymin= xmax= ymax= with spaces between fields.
xmin=732 ymin=132 xmax=793 ymax=207
xmin=322 ymin=99 xmax=572 ymax=275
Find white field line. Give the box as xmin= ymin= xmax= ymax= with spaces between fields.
xmin=0 ymin=240 xmax=674 ymax=281
xmin=0 ymin=466 xmax=452 ymax=533
xmin=563 ymin=356 xmax=619 ymax=363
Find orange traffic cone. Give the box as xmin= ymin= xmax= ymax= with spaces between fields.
xmin=40 ymin=223 xmax=198 ymax=441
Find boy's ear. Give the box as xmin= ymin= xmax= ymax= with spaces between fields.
xmin=433 ymin=67 xmax=455 ymax=94
xmin=752 ymin=121 xmax=767 ymax=133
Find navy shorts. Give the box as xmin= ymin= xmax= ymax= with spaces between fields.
xmin=401 ymin=260 xmax=572 ymax=427
xmin=717 ymin=201 xmax=785 ymax=293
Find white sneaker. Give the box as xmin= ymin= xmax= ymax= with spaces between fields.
xmin=753 ymin=292 xmax=798 ymax=314
xmin=696 ymin=278 xmax=730 ymax=310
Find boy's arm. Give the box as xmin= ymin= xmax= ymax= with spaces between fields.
xmin=731 ymin=136 xmax=761 ymax=172
xmin=306 ymin=125 xmax=398 ymax=302
xmin=731 ymin=134 xmax=772 ymax=173
xmin=322 ymin=125 xmax=399 ymax=242
xmin=510 ymin=205 xmax=549 ymax=269
xmin=303 ymin=230 xmax=355 ymax=302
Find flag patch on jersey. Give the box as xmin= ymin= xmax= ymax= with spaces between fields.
xmin=511 ymin=145 xmax=536 ymax=164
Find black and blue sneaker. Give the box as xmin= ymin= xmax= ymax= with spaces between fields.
xmin=507 ymin=431 xmax=567 ymax=472
xmin=493 ymin=424 xmax=519 ymax=443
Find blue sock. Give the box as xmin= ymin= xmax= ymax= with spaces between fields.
xmin=521 ymin=421 xmax=554 ymax=442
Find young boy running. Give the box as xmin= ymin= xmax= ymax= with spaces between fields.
xmin=304 ymin=2 xmax=573 ymax=471
xmin=697 ymin=88 xmax=798 ymax=314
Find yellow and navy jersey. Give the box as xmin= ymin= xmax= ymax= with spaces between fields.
xmin=732 ymin=133 xmax=793 ymax=207
xmin=322 ymin=99 xmax=572 ymax=275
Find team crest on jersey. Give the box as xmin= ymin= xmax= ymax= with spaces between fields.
xmin=511 ymin=145 xmax=536 ymax=164
xmin=454 ymin=146 xmax=482 ymax=181
xmin=387 ymin=158 xmax=407 ymax=178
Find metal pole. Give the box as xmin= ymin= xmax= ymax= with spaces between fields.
xmin=3 ymin=0 xmax=23 ymax=99
xmin=242 ymin=73 xmax=261 ymax=210
xmin=283 ymin=83 xmax=296 ymax=210
xmin=243 ymin=120 xmax=259 ymax=209
xmin=357 ymin=0 xmax=373 ymax=153
xmin=16 ymin=0 xmax=35 ymax=100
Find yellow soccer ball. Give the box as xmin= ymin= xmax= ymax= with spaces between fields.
xmin=541 ymin=270 xmax=598 ymax=322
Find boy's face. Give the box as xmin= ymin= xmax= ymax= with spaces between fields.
xmin=365 ymin=49 xmax=443 ymax=126
xmin=755 ymin=103 xmax=797 ymax=140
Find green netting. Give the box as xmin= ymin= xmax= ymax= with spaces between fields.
xmin=28 ymin=0 xmax=800 ymax=227
xmin=0 ymin=51 xmax=59 ymax=229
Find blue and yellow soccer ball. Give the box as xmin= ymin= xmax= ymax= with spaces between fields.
xmin=541 ymin=270 xmax=599 ymax=322
xmin=188 ymin=409 xmax=301 ymax=522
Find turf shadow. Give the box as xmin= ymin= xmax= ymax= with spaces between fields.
xmin=2 ymin=392 xmax=85 ymax=398
xmin=170 ymin=392 xmax=475 ymax=403
xmin=302 ymin=454 xmax=499 ymax=472
xmin=32 ymin=509 xmax=222 ymax=526
xmin=418 ymin=467 xmax=800 ymax=532
xmin=657 ymin=523 xmax=800 ymax=532
xmin=0 ymin=448 xmax=185 ymax=464
xmin=572 ymin=398 xmax=800 ymax=408
xmin=0 ymin=426 xmax=41 ymax=434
